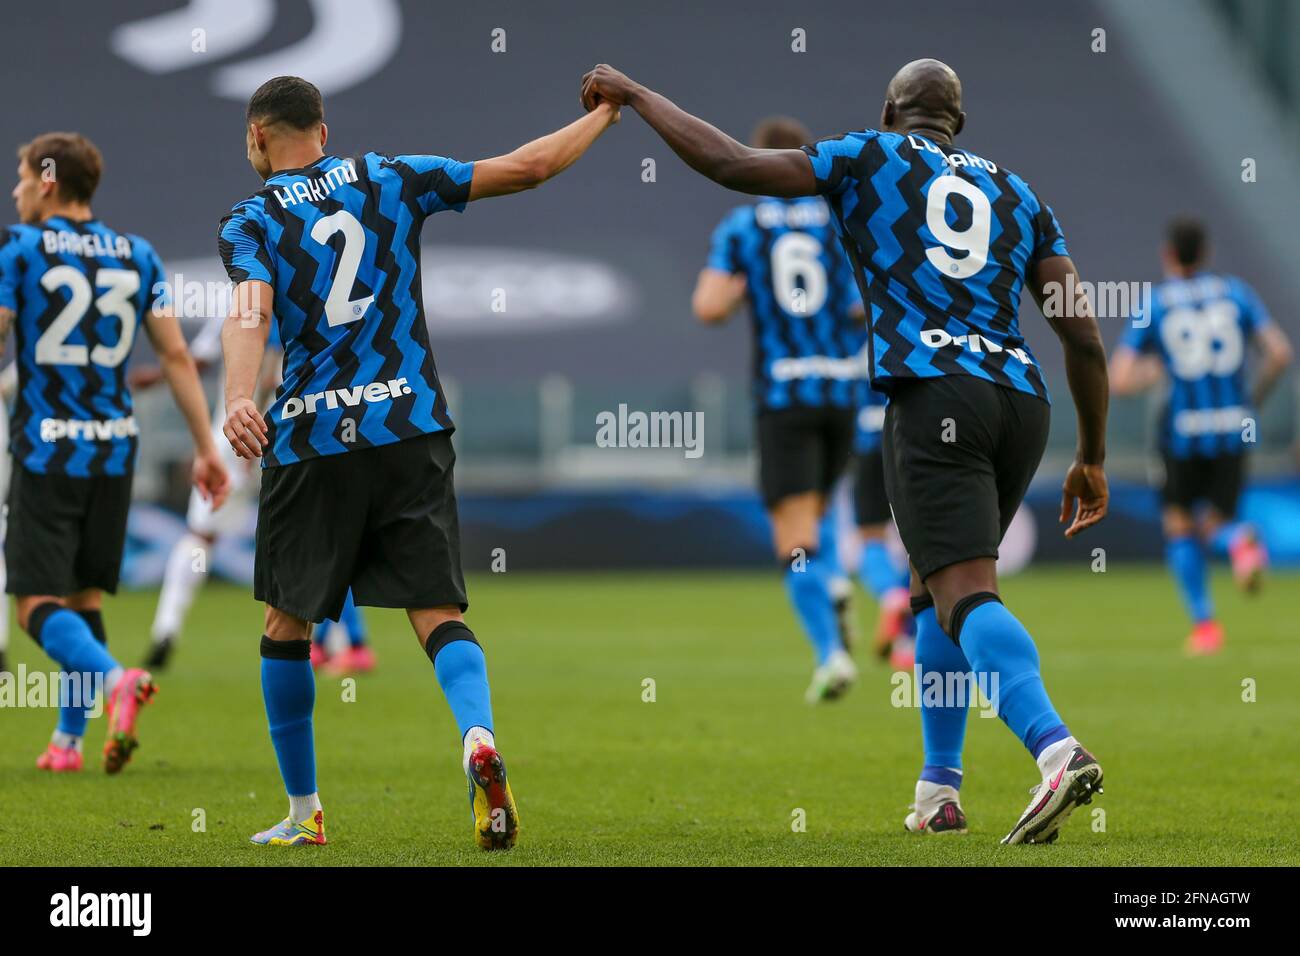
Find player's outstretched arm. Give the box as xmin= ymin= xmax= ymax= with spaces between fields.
xmin=692 ymin=269 xmax=747 ymax=323
xmin=144 ymin=305 xmax=231 ymax=509
xmin=580 ymin=64 xmax=816 ymax=198
xmin=469 ymin=101 xmax=621 ymax=200
xmin=221 ymin=279 xmax=272 ymax=460
xmin=1031 ymin=254 xmax=1109 ymax=538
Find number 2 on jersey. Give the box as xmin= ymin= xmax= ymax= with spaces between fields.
xmin=310 ymin=210 xmax=375 ymax=326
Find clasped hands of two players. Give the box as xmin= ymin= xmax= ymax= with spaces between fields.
xmin=580 ymin=64 xmax=638 ymax=112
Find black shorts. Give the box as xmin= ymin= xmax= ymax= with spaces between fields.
xmin=4 ymin=465 xmax=133 ymax=596
xmin=883 ymin=375 xmax=1049 ymax=581
xmin=756 ymin=406 xmax=855 ymax=508
xmin=255 ymin=431 xmax=467 ymax=622
xmin=853 ymin=448 xmax=893 ymax=526
xmin=1161 ymin=452 xmax=1244 ymax=516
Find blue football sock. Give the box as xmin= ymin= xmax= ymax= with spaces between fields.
xmin=860 ymin=539 xmax=902 ymax=600
xmin=33 ymin=606 xmax=120 ymax=735
xmin=1208 ymin=523 xmax=1246 ymax=558
xmin=260 ymin=637 xmax=317 ymax=797
xmin=784 ymin=551 xmax=841 ymax=666
xmin=339 ymin=590 xmax=367 ymax=648
xmin=954 ymin=595 xmax=1068 ymax=759
xmin=818 ymin=510 xmax=844 ymax=582
xmin=428 ymin=623 xmax=494 ymax=739
xmin=915 ymin=605 xmax=971 ymax=781
xmin=54 ymin=610 xmax=110 ymax=738
xmin=1166 ymin=535 xmax=1213 ymax=623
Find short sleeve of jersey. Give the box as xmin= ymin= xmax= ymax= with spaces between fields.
xmin=705 ymin=208 xmax=746 ymax=273
xmin=389 ymin=153 xmax=474 ymax=216
xmin=1230 ymin=277 xmax=1271 ymax=337
xmin=217 ymin=206 xmax=274 ymax=285
xmin=1031 ymin=201 xmax=1069 ymax=262
xmin=0 ymin=228 xmax=21 ymax=312
xmin=138 ymin=240 xmax=170 ymax=311
xmin=800 ymin=133 xmax=870 ymax=198
xmin=1119 ymin=296 xmax=1158 ymax=353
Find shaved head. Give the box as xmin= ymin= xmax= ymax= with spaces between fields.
xmin=881 ymin=58 xmax=965 ymax=140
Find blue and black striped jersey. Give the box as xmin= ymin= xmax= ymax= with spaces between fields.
xmin=1120 ymin=272 xmax=1270 ymax=459
xmin=0 ymin=217 xmax=167 ymax=476
xmin=218 ymin=151 xmax=472 ymax=468
xmin=706 ymin=196 xmax=867 ymax=411
xmin=802 ymin=130 xmax=1068 ymax=402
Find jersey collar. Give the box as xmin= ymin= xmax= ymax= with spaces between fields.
xmin=266 ymin=155 xmax=330 ymax=183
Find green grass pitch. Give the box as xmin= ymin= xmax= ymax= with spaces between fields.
xmin=1 ymin=566 xmax=1296 ymax=866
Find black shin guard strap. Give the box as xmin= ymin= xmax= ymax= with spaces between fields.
xmin=25 ymin=601 xmax=65 ymax=646
xmin=909 ymin=593 xmax=935 ymax=616
xmin=425 ymin=620 xmax=478 ymax=668
xmin=77 ymin=609 xmax=107 ymax=646
xmin=948 ymin=591 xmax=1002 ymax=645
xmin=260 ymin=635 xmax=311 ymax=660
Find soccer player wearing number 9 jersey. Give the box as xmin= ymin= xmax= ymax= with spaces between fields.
xmin=582 ymin=57 xmax=1111 ymax=844
xmin=1111 ymin=219 xmax=1293 ymax=655
xmin=0 ymin=132 xmax=229 ymax=775
xmin=219 ymin=76 xmax=620 ymax=850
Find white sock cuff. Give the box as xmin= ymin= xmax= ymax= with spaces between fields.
xmin=288 ymin=792 xmax=322 ymax=822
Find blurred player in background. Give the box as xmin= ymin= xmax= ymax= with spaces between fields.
xmin=852 ymin=390 xmax=915 ymax=669
xmin=0 ymin=363 xmax=13 ymax=675
xmin=692 ymin=116 xmax=869 ymax=704
xmin=311 ymin=589 xmax=374 ymax=675
xmin=584 ymin=56 xmax=1111 ymax=845
xmin=220 ymin=76 xmax=619 ymax=849
xmin=1111 ymin=219 xmax=1292 ymax=654
xmin=0 ymin=132 xmax=228 ymax=773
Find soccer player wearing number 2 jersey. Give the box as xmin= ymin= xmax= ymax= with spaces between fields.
xmin=582 ymin=58 xmax=1110 ymax=844
xmin=220 ymin=77 xmax=619 ymax=850
xmin=0 ymin=133 xmax=229 ymax=774
xmin=1111 ymin=220 xmax=1292 ymax=655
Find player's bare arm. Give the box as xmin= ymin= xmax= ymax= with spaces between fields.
xmin=580 ymin=65 xmax=816 ymax=198
xmin=0 ymin=305 xmax=14 ymax=352
xmin=1031 ymin=254 xmax=1109 ymax=538
xmin=1251 ymin=321 xmax=1294 ymax=408
xmin=691 ymin=269 xmax=747 ymax=323
xmin=221 ymin=279 xmax=272 ymax=460
xmin=129 ymin=356 xmax=213 ymax=391
xmin=144 ymin=304 xmax=231 ymax=509
xmin=468 ymin=101 xmax=621 ymax=201
xmin=1109 ymin=346 xmax=1165 ymax=396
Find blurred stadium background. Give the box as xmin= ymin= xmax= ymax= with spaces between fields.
xmin=3 ymin=0 xmax=1297 ymax=582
